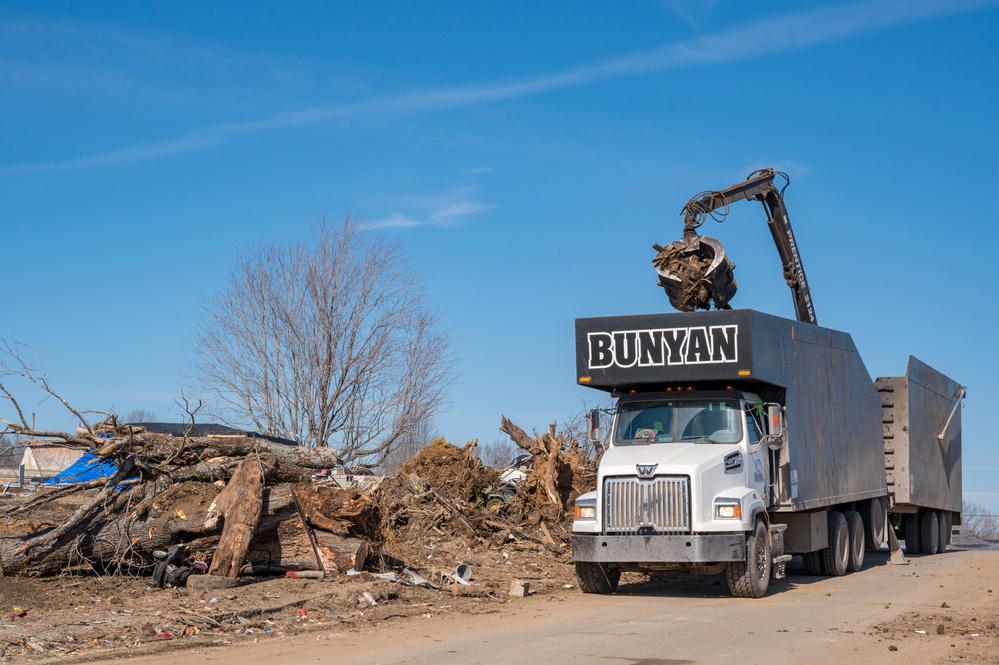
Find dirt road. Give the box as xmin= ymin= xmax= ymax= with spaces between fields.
xmin=78 ymin=548 xmax=998 ymax=665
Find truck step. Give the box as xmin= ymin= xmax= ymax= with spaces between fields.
xmin=772 ymin=555 xmax=793 ymax=564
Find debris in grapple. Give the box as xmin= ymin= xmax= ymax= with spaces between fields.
xmin=652 ymin=235 xmax=737 ymax=312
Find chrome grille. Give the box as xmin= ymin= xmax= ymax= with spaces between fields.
xmin=603 ymin=475 xmax=690 ymax=534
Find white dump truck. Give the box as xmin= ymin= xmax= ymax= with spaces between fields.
xmin=570 ymin=170 xmax=964 ymax=598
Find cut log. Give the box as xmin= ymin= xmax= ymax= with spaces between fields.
xmin=315 ymin=534 xmax=368 ymax=572
xmin=207 ymin=458 xmax=264 ymax=577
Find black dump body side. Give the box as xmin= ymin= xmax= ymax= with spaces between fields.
xmin=576 ymin=309 xmax=886 ymax=511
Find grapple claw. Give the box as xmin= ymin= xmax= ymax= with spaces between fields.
xmin=652 ymin=235 xmax=737 ymax=312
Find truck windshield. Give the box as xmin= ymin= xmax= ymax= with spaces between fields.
xmin=614 ymin=399 xmax=743 ymax=445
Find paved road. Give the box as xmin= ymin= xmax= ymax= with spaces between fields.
xmin=114 ymin=549 xmax=998 ymax=665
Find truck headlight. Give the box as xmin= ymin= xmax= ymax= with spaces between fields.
xmin=574 ymin=504 xmax=596 ymax=520
xmin=714 ymin=503 xmax=742 ymax=519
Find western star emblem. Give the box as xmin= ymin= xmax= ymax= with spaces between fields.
xmin=636 ymin=464 xmax=658 ymax=478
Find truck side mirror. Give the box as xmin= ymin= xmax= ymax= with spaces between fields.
xmin=587 ymin=410 xmax=601 ymax=443
xmin=767 ymin=405 xmax=783 ymax=437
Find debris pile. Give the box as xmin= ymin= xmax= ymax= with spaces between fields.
xmin=0 ymin=427 xmax=376 ymax=579
xmin=499 ymin=418 xmax=596 ymax=525
xmin=652 ymin=241 xmax=716 ymax=311
xmin=1 ymin=418 xmax=596 ymax=584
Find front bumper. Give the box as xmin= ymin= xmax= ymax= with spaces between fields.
xmin=572 ymin=533 xmax=746 ymax=563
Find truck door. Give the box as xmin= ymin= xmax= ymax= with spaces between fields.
xmin=746 ymin=411 xmax=769 ymax=504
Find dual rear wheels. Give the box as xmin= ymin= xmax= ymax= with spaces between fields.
xmin=903 ymin=509 xmax=952 ymax=555
xmin=804 ymin=508 xmax=866 ymax=576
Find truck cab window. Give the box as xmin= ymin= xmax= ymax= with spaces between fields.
xmin=615 ymin=399 xmax=743 ymax=445
xmin=745 ymin=412 xmax=762 ymax=444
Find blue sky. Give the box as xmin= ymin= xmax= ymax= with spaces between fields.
xmin=2 ymin=1 xmax=998 ymax=508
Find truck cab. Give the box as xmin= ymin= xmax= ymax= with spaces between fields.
xmin=572 ymin=388 xmax=785 ymax=597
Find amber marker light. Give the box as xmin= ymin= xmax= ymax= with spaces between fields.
xmin=738 ymin=370 xmax=751 ymax=376
xmin=579 ymin=377 xmax=591 ymax=383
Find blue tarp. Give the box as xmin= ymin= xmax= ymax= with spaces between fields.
xmin=44 ymin=452 xmax=118 ymax=484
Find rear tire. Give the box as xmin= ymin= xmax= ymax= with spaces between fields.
xmin=726 ymin=519 xmax=771 ymax=598
xmin=904 ymin=513 xmax=922 ymax=555
xmin=845 ymin=510 xmax=865 ymax=572
xmin=803 ymin=550 xmax=825 ymax=576
xmin=863 ymin=497 xmax=886 ymax=551
xmin=920 ymin=511 xmax=940 ymax=555
xmin=823 ymin=512 xmax=849 ymax=576
xmin=941 ymin=512 xmax=953 ymax=549
xmin=575 ymin=562 xmax=620 ymax=594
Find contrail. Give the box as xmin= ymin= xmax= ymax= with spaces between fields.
xmin=3 ymin=0 xmax=997 ymax=174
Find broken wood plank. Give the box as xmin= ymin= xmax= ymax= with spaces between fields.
xmin=207 ymin=457 xmax=264 ymax=577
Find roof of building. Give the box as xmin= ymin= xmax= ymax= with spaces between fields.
xmin=130 ymin=423 xmax=298 ymax=446
xmin=20 ymin=444 xmax=86 ymax=475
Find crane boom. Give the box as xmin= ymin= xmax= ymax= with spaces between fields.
xmin=653 ymin=168 xmax=817 ymax=325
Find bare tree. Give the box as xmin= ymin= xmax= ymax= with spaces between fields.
xmin=380 ymin=417 xmax=437 ymax=475
xmin=124 ymin=408 xmax=158 ymax=423
xmin=476 ymin=437 xmax=519 ymax=469
xmin=962 ymin=501 xmax=999 ymax=541
xmin=190 ymin=217 xmax=455 ymax=466
xmin=0 ymin=339 xmax=102 ymax=446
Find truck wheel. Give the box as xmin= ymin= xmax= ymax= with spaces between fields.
xmin=726 ymin=519 xmax=771 ymax=598
xmin=823 ymin=512 xmax=849 ymax=576
xmin=803 ymin=550 xmax=825 ymax=576
xmin=863 ymin=497 xmax=886 ymax=551
xmin=903 ymin=513 xmax=922 ymax=555
xmin=941 ymin=512 xmax=953 ymax=549
xmin=920 ymin=511 xmax=940 ymax=555
xmin=845 ymin=510 xmax=865 ymax=572
xmin=575 ymin=562 xmax=620 ymax=594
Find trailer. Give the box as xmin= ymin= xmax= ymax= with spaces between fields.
xmin=878 ymin=357 xmax=964 ymax=555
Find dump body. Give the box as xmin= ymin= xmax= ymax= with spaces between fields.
xmin=575 ymin=309 xmax=886 ymax=511
xmin=876 ymin=357 xmax=963 ymax=516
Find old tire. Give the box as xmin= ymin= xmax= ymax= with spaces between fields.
xmin=726 ymin=519 xmax=771 ymax=598
xmin=823 ymin=512 xmax=849 ymax=577
xmin=575 ymin=562 xmax=620 ymax=594
xmin=485 ymin=497 xmax=506 ymax=515
xmin=920 ymin=510 xmax=940 ymax=555
xmin=845 ymin=510 xmax=865 ymax=573
xmin=803 ymin=550 xmax=825 ymax=576
xmin=904 ymin=513 xmax=922 ymax=555
xmin=864 ymin=497 xmax=886 ymax=551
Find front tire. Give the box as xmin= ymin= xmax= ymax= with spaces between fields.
xmin=575 ymin=562 xmax=620 ymax=594
xmin=726 ymin=519 xmax=771 ymax=598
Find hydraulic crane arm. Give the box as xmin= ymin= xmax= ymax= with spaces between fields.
xmin=654 ymin=168 xmax=818 ymax=325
